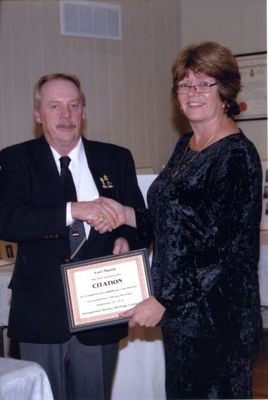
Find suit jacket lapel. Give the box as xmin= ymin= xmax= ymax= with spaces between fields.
xmin=82 ymin=137 xmax=107 ymax=196
xmin=33 ymin=136 xmax=64 ymax=200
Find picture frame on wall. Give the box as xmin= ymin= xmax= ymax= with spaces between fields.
xmin=235 ymin=52 xmax=267 ymax=121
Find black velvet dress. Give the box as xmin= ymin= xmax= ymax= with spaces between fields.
xmin=136 ymin=132 xmax=262 ymax=399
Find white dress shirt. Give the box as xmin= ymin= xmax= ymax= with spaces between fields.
xmin=51 ymin=138 xmax=99 ymax=238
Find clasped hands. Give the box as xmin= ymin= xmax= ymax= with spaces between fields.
xmin=71 ymin=196 xmax=131 ymax=233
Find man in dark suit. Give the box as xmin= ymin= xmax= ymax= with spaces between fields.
xmin=0 ymin=73 xmax=148 ymax=400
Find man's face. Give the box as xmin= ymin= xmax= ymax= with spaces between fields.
xmin=33 ymin=78 xmax=85 ymax=154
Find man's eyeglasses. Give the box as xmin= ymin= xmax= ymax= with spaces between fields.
xmin=176 ymin=82 xmax=218 ymax=94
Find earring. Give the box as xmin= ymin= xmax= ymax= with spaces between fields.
xmin=222 ymin=102 xmax=230 ymax=113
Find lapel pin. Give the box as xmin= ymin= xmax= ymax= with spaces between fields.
xmin=99 ymin=175 xmax=114 ymax=189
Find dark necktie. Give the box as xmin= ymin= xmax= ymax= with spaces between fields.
xmin=60 ymin=156 xmax=86 ymax=260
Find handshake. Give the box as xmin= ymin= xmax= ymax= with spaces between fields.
xmin=70 ymin=196 xmax=136 ymax=233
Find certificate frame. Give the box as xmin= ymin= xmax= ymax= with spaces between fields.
xmin=235 ymin=51 xmax=267 ymax=121
xmin=61 ymin=249 xmax=153 ymax=332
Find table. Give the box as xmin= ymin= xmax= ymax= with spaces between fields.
xmin=0 ymin=357 xmax=53 ymax=400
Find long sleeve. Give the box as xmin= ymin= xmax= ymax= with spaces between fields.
xmin=0 ymin=139 xmax=68 ymax=242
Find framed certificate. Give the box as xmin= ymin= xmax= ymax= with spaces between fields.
xmin=61 ymin=249 xmax=153 ymax=332
xmin=235 ymin=52 xmax=267 ymax=121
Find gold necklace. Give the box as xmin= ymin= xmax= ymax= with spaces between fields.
xmin=172 ymin=133 xmax=216 ymax=178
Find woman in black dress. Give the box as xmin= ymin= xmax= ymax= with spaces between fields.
xmin=92 ymin=41 xmax=262 ymax=399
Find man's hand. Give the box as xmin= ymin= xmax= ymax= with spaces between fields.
xmin=113 ymin=237 xmax=130 ymax=255
xmin=70 ymin=197 xmax=137 ymax=234
xmin=91 ymin=197 xmax=137 ymax=232
xmin=71 ymin=201 xmax=118 ymax=232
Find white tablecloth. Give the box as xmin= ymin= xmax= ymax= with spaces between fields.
xmin=0 ymin=263 xmax=14 ymax=326
xmin=112 ymin=326 xmax=166 ymax=400
xmin=0 ymin=357 xmax=53 ymax=400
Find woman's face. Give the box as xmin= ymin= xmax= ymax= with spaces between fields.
xmin=177 ymin=70 xmax=223 ymax=125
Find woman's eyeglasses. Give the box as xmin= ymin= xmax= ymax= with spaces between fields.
xmin=176 ymin=82 xmax=218 ymax=94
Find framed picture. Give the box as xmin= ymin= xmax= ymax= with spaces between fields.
xmin=235 ymin=52 xmax=267 ymax=121
xmin=61 ymin=248 xmax=153 ymax=332
xmin=0 ymin=240 xmax=17 ymax=262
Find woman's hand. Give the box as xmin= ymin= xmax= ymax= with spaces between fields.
xmin=89 ymin=197 xmax=137 ymax=233
xmin=121 ymin=296 xmax=166 ymax=328
xmin=71 ymin=197 xmax=136 ymax=234
xmin=71 ymin=200 xmax=118 ymax=232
